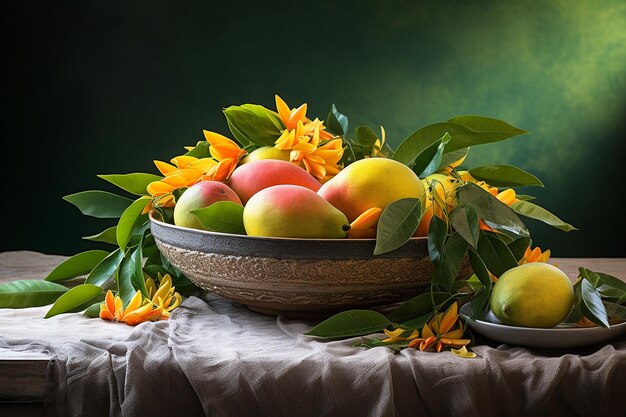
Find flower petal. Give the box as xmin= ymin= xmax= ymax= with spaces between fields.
xmin=275 ymin=95 xmax=291 ymax=126
xmin=438 ymin=303 xmax=459 ymax=336
xmin=451 ymin=346 xmax=476 ymax=358
xmin=154 ymin=160 xmax=177 ymax=175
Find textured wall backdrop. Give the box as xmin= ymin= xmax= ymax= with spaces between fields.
xmin=3 ymin=1 xmax=626 ymax=256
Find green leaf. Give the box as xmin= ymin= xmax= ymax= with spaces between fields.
xmin=413 ymin=133 xmax=450 ymax=178
xmin=98 ymin=173 xmax=163 ymax=196
xmin=511 ymin=200 xmax=576 ymax=232
xmin=0 ymin=280 xmax=68 ymax=308
xmin=603 ymin=301 xmax=626 ymax=321
xmin=63 ymin=191 xmax=133 ymax=218
xmin=581 ymin=279 xmax=610 ymax=328
xmin=432 ymin=232 xmax=468 ymax=292
xmin=507 ymin=237 xmax=532 ymax=262
xmin=356 ymin=338 xmax=412 ymax=351
xmin=449 ymin=206 xmax=479 ymax=248
xmin=388 ymin=292 xmax=449 ymax=324
xmin=65 ymin=292 xmax=105 ymax=314
xmin=191 ymin=201 xmax=246 ymax=235
xmin=578 ymin=267 xmax=601 ymax=287
xmin=437 ymin=147 xmax=469 ymax=171
xmin=392 ymin=122 xmax=457 ymax=166
xmin=468 ymin=165 xmax=543 ymax=188
xmin=515 ymin=194 xmax=536 ymax=201
xmin=427 ymin=215 xmax=447 ymax=266
xmin=44 ymin=284 xmax=103 ymax=318
xmin=116 ymin=197 xmax=150 ymax=252
xmin=326 ymin=104 xmax=348 ymax=136
xmin=580 ymin=268 xmax=626 ymax=302
xmin=468 ymin=250 xmax=491 ymax=289
xmin=44 ymin=250 xmax=109 ymax=282
xmin=223 ymin=104 xmax=283 ymax=146
xmin=445 ymin=115 xmax=529 ymax=152
xmin=457 ymin=183 xmax=529 ymax=237
xmin=400 ymin=312 xmax=435 ymax=330
xmin=86 ymin=248 xmax=124 ymax=287
xmin=353 ymin=126 xmax=378 ymax=153
xmin=470 ymin=286 xmax=491 ymax=318
xmin=305 ymin=310 xmax=391 ymax=339
xmin=477 ymin=231 xmax=518 ymax=277
xmin=596 ymin=272 xmax=626 ymax=295
xmin=564 ymin=284 xmax=583 ymax=323
xmin=83 ymin=301 xmax=103 ymax=318
xmin=83 ymin=226 xmax=118 ymax=245
xmin=374 ymin=198 xmax=422 ymax=255
xmin=184 ymin=141 xmax=212 ymax=158
xmin=130 ymin=240 xmax=148 ymax=298
xmin=392 ymin=116 xmax=528 ymax=165
xmin=117 ymin=247 xmax=140 ymax=306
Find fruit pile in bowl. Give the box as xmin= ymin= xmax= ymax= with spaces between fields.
xmin=150 ymin=155 xmax=473 ymax=316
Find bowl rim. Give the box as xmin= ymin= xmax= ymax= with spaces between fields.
xmin=149 ymin=211 xmax=432 ymax=259
xmin=149 ymin=211 xmax=428 ymax=244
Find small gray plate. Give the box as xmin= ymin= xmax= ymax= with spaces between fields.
xmin=459 ymin=303 xmax=626 ymax=349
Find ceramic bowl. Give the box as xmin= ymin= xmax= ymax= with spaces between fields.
xmin=150 ymin=213 xmax=473 ymax=317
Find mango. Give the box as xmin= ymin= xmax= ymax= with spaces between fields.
xmin=243 ymin=185 xmax=350 ymax=238
xmin=239 ymin=146 xmax=291 ymax=164
xmin=318 ymin=158 xmax=425 ymax=222
xmin=229 ymin=159 xmax=321 ymax=204
xmin=174 ymin=181 xmax=242 ymax=230
xmin=490 ymin=263 xmax=576 ymax=328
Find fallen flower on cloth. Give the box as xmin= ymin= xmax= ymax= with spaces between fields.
xmin=100 ymin=274 xmax=182 ymax=325
xmin=364 ymin=302 xmax=474 ymax=356
xmin=407 ymin=302 xmax=471 ymax=353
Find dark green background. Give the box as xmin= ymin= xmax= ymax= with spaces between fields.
xmin=3 ymin=1 xmax=625 ymax=256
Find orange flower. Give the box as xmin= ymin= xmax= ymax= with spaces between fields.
xmin=275 ymin=120 xmax=344 ymax=181
xmin=100 ymin=290 xmax=164 ymax=326
xmin=275 ymin=95 xmax=334 ymax=140
xmin=99 ymin=274 xmax=182 ymax=325
xmin=203 ymin=130 xmax=247 ymax=180
xmin=147 ymin=156 xmax=218 ymax=207
xmin=272 ymin=95 xmax=343 ymax=182
xmin=147 ymin=131 xmax=246 ymax=207
xmin=519 ymin=246 xmax=551 ymax=264
xmin=375 ymin=302 xmax=472 ymax=355
xmin=407 ymin=302 xmax=471 ymax=353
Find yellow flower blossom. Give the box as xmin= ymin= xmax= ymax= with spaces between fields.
xmin=381 ymin=327 xmax=420 ymax=343
xmin=145 ymin=274 xmax=182 ymax=319
xmin=99 ymin=274 xmax=182 ymax=325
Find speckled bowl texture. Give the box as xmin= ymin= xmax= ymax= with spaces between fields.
xmin=150 ymin=213 xmax=473 ymax=317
